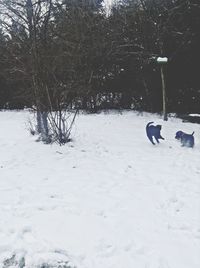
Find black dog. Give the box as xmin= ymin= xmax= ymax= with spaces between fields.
xmin=146 ymin=122 xmax=165 ymax=145
xmin=175 ymin=131 xmax=194 ymax=148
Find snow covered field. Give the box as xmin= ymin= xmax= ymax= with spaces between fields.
xmin=0 ymin=110 xmax=200 ymax=268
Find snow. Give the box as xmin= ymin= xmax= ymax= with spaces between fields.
xmin=157 ymin=57 xmax=168 ymax=63
xmin=0 ymin=110 xmax=200 ymax=268
xmin=189 ymin=114 xmax=200 ymax=117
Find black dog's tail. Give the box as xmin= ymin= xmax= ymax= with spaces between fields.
xmin=146 ymin=122 xmax=154 ymax=129
xmin=191 ymin=131 xmax=194 ymax=136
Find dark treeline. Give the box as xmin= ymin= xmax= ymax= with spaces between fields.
xmin=0 ymin=0 xmax=200 ymax=114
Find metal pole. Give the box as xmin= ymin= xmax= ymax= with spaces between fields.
xmin=160 ymin=64 xmax=167 ymax=121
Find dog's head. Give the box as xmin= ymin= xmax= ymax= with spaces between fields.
xmin=175 ymin=131 xmax=184 ymax=140
xmin=156 ymin=125 xmax=162 ymax=130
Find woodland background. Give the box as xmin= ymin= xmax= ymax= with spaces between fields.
xmin=0 ymin=0 xmax=199 ymax=114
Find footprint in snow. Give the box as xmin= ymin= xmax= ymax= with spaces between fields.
xmin=96 ymin=242 xmax=116 ymax=257
xmin=17 ymin=226 xmax=35 ymax=244
xmin=158 ymin=258 xmax=170 ymax=268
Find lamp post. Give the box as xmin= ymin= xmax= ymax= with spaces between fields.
xmin=157 ymin=57 xmax=168 ymax=121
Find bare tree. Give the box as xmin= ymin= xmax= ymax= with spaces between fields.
xmin=0 ymin=0 xmax=78 ymax=144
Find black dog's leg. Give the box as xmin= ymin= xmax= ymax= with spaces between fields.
xmin=159 ymin=135 xmax=165 ymax=140
xmin=147 ymin=134 xmax=155 ymax=145
xmin=155 ymin=137 xmax=160 ymax=143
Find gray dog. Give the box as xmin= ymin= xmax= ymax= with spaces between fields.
xmin=175 ymin=131 xmax=194 ymax=148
